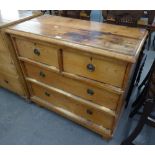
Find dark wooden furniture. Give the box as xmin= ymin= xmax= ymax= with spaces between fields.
xmin=121 ymin=59 xmax=155 ymax=145
xmin=147 ymin=21 xmax=155 ymax=50
xmin=102 ymin=10 xmax=144 ymax=26
xmin=42 ymin=10 xmax=91 ymax=20
xmin=57 ymin=10 xmax=91 ymax=20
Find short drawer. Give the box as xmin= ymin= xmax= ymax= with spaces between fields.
xmin=30 ymin=82 xmax=115 ymax=129
xmin=63 ymin=51 xmax=128 ymax=88
xmin=14 ymin=37 xmax=59 ymax=68
xmin=24 ymin=62 xmax=121 ymax=110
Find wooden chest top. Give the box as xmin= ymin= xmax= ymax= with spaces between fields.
xmin=0 ymin=10 xmax=42 ymax=28
xmin=6 ymin=15 xmax=148 ymax=62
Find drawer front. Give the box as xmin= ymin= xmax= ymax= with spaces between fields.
xmin=0 ymin=72 xmax=25 ymax=96
xmin=15 ymin=38 xmax=59 ymax=68
xmin=63 ymin=51 xmax=127 ymax=88
xmin=30 ymin=82 xmax=114 ymax=129
xmin=24 ymin=62 xmax=120 ymax=110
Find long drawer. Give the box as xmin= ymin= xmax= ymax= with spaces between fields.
xmin=14 ymin=37 xmax=59 ymax=68
xmin=23 ymin=61 xmax=122 ymax=110
xmin=63 ymin=50 xmax=128 ymax=88
xmin=30 ymin=82 xmax=115 ymax=130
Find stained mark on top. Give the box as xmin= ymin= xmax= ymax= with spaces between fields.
xmin=63 ymin=30 xmax=112 ymax=42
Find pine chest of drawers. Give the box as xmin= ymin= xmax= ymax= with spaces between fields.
xmin=5 ymin=15 xmax=148 ymax=139
xmin=0 ymin=10 xmax=42 ymax=97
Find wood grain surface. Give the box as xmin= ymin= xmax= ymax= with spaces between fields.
xmin=5 ymin=15 xmax=148 ymax=62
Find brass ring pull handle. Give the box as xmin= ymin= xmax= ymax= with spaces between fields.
xmin=4 ymin=80 xmax=9 ymax=84
xmin=45 ymin=92 xmax=50 ymax=97
xmin=87 ymin=64 xmax=95 ymax=72
xmin=34 ymin=48 xmax=40 ymax=56
xmin=39 ymin=71 xmax=45 ymax=77
xmin=59 ymin=48 xmax=63 ymax=52
xmin=87 ymin=89 xmax=94 ymax=96
xmin=86 ymin=109 xmax=93 ymax=115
